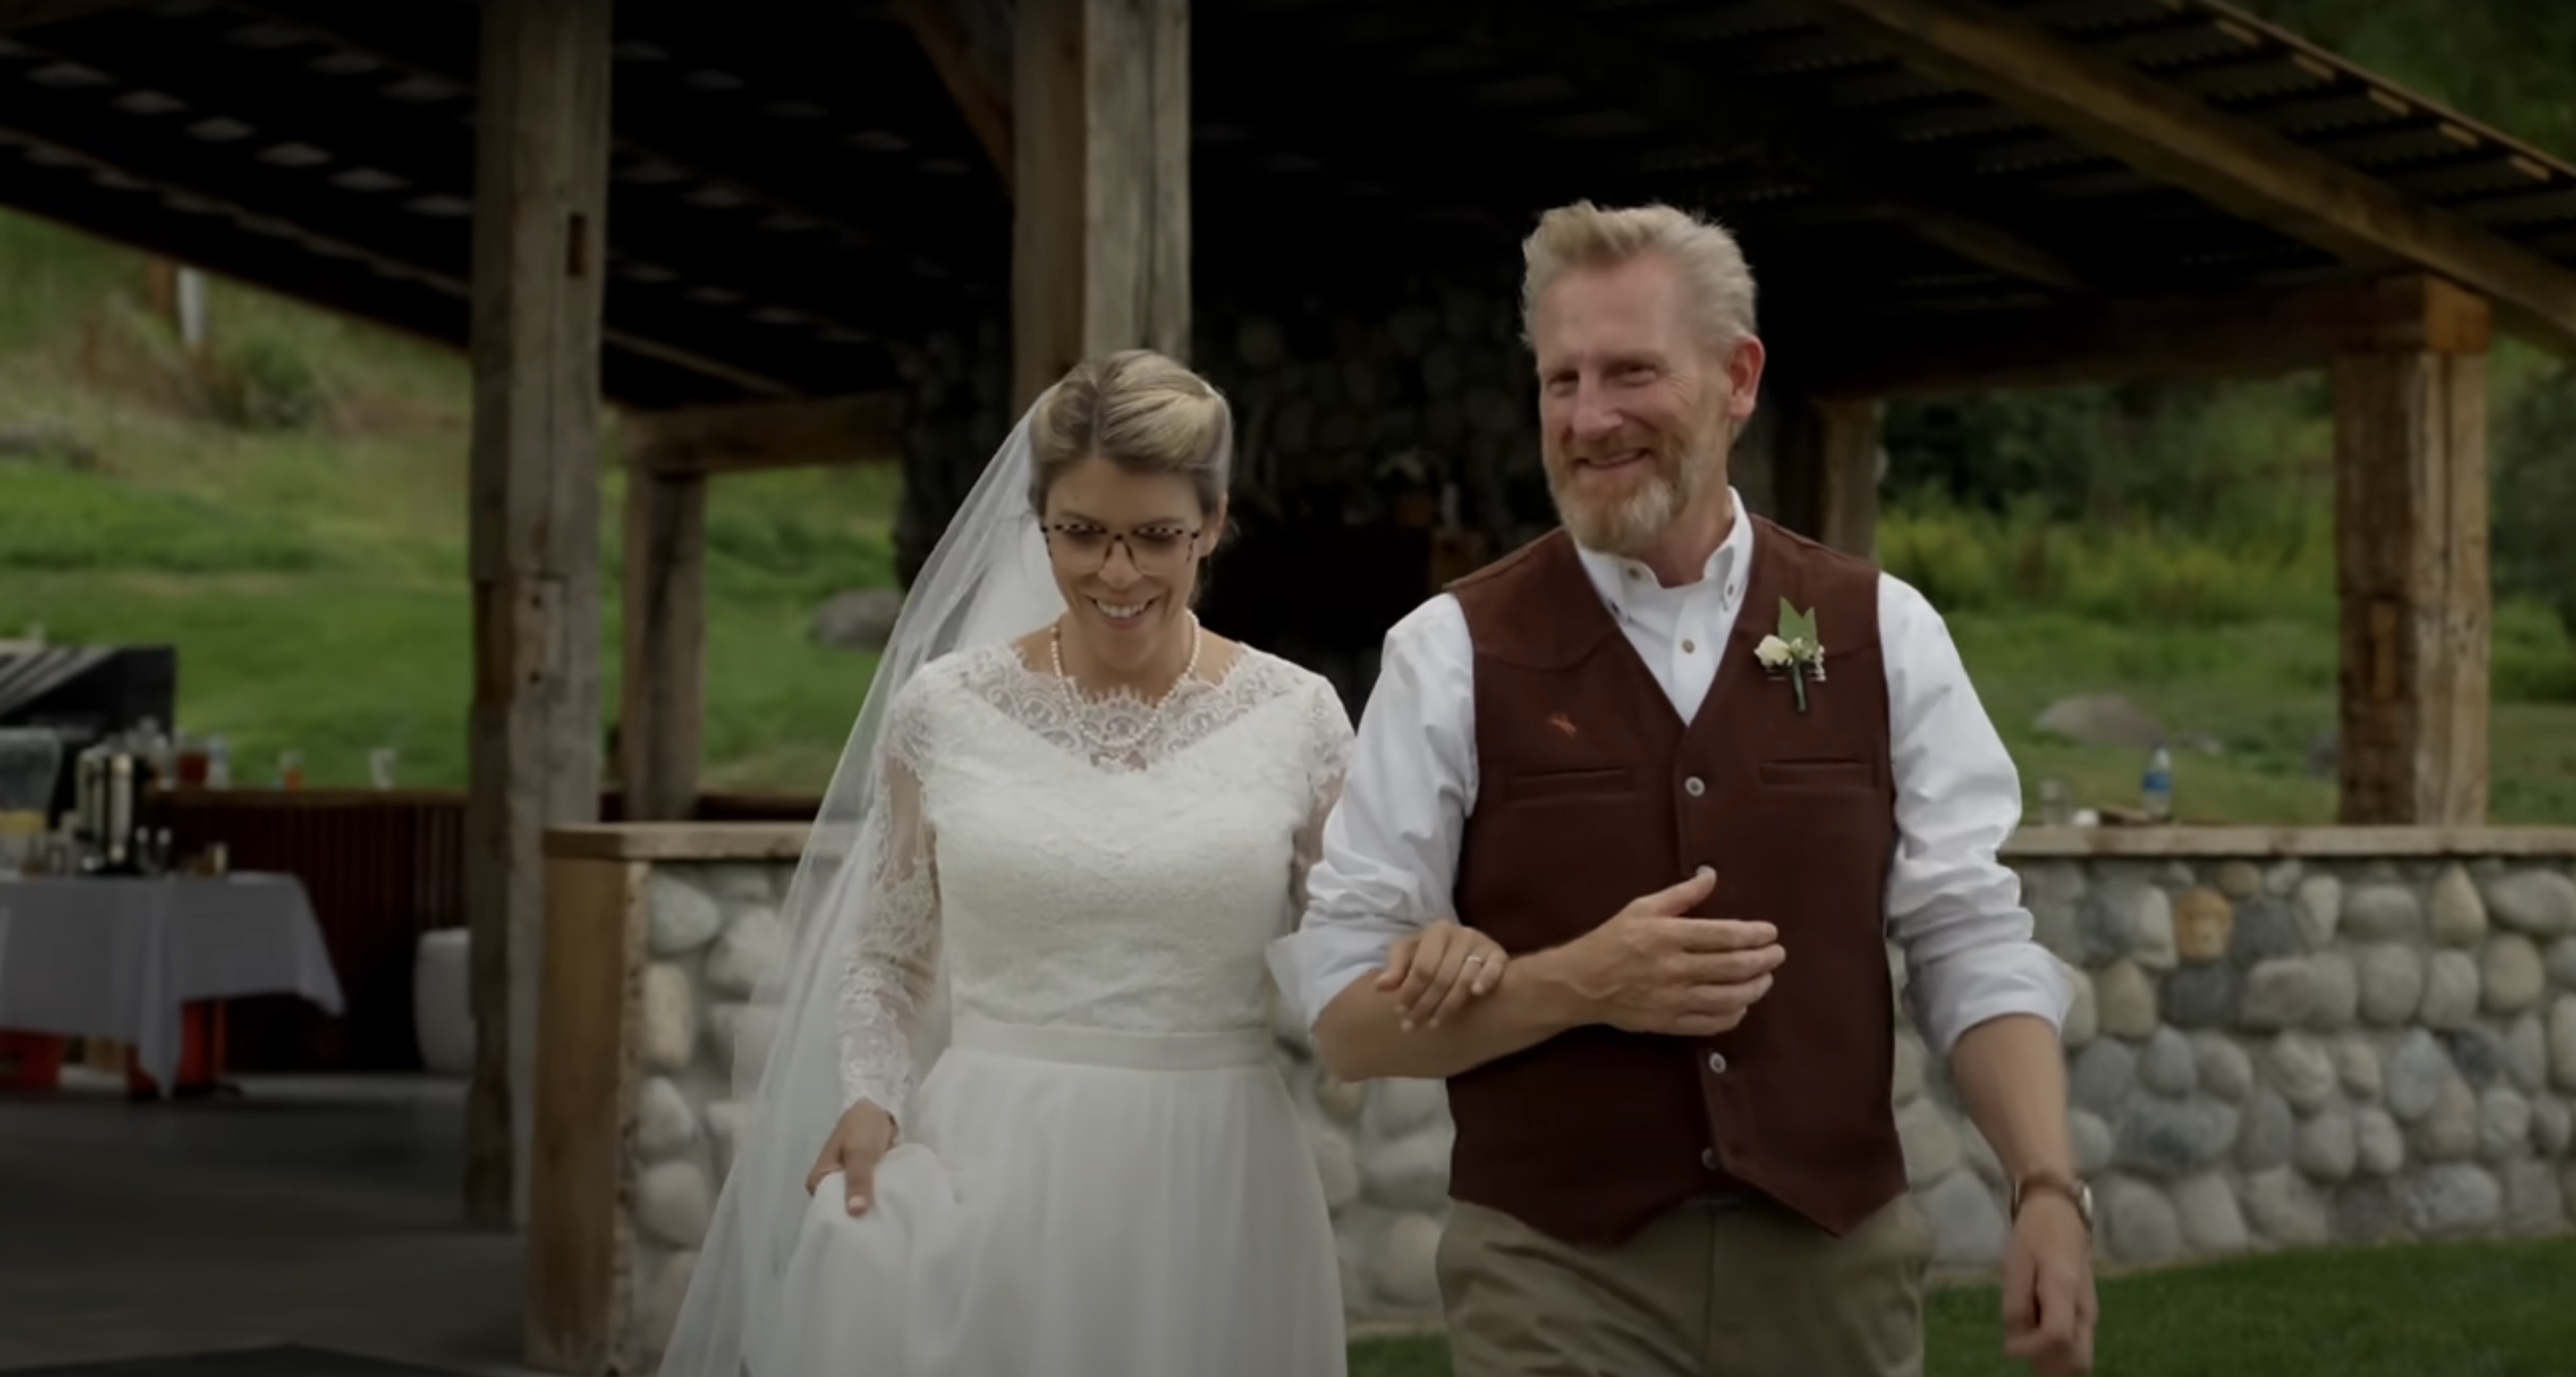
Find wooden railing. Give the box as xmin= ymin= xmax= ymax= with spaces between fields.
xmin=147 ymin=788 xmax=819 ymax=1072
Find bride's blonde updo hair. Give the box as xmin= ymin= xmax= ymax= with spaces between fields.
xmin=1025 ymin=349 xmax=1234 ymax=516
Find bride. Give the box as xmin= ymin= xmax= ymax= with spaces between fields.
xmin=655 ymin=350 xmax=1508 ymax=1376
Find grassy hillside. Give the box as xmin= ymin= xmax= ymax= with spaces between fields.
xmin=2 ymin=207 xmax=2572 ymax=820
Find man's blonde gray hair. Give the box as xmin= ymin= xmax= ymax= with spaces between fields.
xmin=1519 ymin=201 xmax=1758 ymax=351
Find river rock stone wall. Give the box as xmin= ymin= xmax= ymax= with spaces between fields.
xmin=617 ymin=848 xmax=2576 ymax=1356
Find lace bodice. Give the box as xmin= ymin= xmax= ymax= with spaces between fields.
xmin=835 ymin=641 xmax=1353 ymax=1115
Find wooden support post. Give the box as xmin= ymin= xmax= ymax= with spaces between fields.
xmin=1011 ymin=0 xmax=1192 ymax=411
xmin=1767 ymin=393 xmax=1884 ymax=558
xmin=619 ymin=471 xmax=706 ymax=824
xmin=463 ymin=0 xmax=613 ymax=1229
xmin=2332 ymin=278 xmax=2492 ymax=825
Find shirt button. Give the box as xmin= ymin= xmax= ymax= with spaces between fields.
xmin=1684 ymin=776 xmax=1707 ymax=797
xmin=1707 ymin=1052 xmax=1729 ymax=1075
xmin=1682 ymin=638 xmax=1697 ymax=654
xmin=1700 ymin=1147 xmax=1720 ymax=1170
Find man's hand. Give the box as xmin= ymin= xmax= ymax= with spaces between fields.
xmin=2000 ymin=1193 xmax=2097 ymax=1374
xmin=1377 ymin=919 xmax=1509 ymax=1030
xmin=1546 ymin=868 xmax=1784 ymax=1036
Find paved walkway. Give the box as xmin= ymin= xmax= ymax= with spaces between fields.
xmin=0 ymin=1071 xmax=533 ymax=1376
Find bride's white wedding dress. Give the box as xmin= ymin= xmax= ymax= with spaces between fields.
xmin=772 ymin=639 xmax=1353 ymax=1376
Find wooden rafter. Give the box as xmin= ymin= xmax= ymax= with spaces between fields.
xmin=0 ymin=0 xmax=131 ymax=32
xmin=1455 ymin=0 xmax=2092 ymax=294
xmin=623 ymin=393 xmax=909 ymax=477
xmin=1784 ymin=0 xmax=2576 ymax=354
xmin=888 ymin=0 xmax=1013 ymax=195
xmin=1796 ymin=275 xmax=2490 ymax=400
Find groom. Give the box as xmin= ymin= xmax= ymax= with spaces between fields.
xmin=1271 ymin=201 xmax=2097 ymax=1377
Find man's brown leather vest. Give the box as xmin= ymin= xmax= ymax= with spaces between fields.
xmin=1445 ymin=517 xmax=1906 ymax=1247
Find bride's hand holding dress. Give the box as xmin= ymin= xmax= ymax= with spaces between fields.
xmin=806 ymin=1099 xmax=898 ymax=1216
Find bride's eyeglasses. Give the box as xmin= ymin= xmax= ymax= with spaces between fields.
xmin=1040 ymin=520 xmax=1203 ymax=575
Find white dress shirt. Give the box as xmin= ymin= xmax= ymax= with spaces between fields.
xmin=1267 ymin=491 xmax=2072 ymax=1060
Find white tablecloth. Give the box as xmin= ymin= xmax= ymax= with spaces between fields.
xmin=0 ymin=873 xmax=346 ymax=1090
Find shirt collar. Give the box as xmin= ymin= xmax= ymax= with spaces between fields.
xmin=1572 ymin=486 xmax=1756 ymax=621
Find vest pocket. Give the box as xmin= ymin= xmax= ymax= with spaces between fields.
xmin=1505 ymin=766 xmax=1637 ymax=801
xmin=1756 ymin=758 xmax=1876 ymax=790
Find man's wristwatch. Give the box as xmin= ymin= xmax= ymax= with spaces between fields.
xmin=2010 ymin=1170 xmax=2094 ymax=1232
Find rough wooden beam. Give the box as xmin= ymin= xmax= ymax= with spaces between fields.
xmin=1763 ymin=393 xmax=1883 ymax=559
xmin=1800 ymin=275 xmax=2492 ymax=400
xmin=890 ymin=0 xmax=1013 ymax=195
xmin=619 ymin=471 xmax=706 ymax=825
xmin=2334 ymin=296 xmax=2491 ymax=826
xmin=1012 ymin=0 xmax=1191 ymax=410
xmin=464 ymin=0 xmax=611 ymax=1236
xmin=624 ymin=393 xmax=907 ymax=477
xmin=1462 ymin=0 xmax=2090 ymax=293
xmin=0 ymin=0 xmax=131 ymax=31
xmin=1785 ymin=0 xmax=2576 ymax=355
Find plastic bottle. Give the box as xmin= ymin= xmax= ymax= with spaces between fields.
xmin=2141 ymin=742 xmax=2174 ymax=823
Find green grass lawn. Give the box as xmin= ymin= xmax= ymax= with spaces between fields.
xmin=1346 ymin=1234 xmax=2576 ymax=1376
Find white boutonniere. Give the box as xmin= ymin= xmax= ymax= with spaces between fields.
xmin=1754 ymin=599 xmax=1826 ymax=714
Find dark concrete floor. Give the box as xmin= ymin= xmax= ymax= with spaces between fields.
xmin=0 ymin=1071 xmax=532 ymax=1376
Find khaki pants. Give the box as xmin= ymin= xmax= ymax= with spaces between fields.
xmin=1435 ymin=1192 xmax=1933 ymax=1377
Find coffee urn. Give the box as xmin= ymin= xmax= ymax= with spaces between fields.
xmin=74 ymin=744 xmax=154 ymax=875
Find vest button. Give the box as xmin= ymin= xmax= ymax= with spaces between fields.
xmin=1683 ymin=776 xmax=1707 ymax=797
xmin=1700 ymin=1147 xmax=1720 ymax=1170
xmin=1707 ymin=1052 xmax=1729 ymax=1075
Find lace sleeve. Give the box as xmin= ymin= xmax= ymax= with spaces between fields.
xmin=1285 ymin=676 xmax=1356 ymax=933
xmin=835 ymin=684 xmax=942 ymax=1121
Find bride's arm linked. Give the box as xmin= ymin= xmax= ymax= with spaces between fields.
xmin=806 ymin=685 xmax=942 ymax=1215
xmin=1269 ymin=610 xmax=1599 ymax=1084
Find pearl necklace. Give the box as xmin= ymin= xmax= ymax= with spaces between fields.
xmin=1048 ymin=612 xmax=1203 ymax=756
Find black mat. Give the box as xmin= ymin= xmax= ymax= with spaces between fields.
xmin=4 ymin=1347 xmax=470 ymax=1376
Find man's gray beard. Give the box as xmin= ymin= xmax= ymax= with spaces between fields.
xmin=1550 ymin=440 xmax=1716 ymax=558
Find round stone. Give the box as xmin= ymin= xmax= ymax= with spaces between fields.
xmin=1920 ymin=1170 xmax=2007 ymax=1266
xmin=2485 ymin=870 xmax=2576 ymax=939
xmin=2295 ymin=875 xmax=2343 ymax=949
xmin=2194 ymin=1034 xmax=2255 ymax=1102
xmin=2175 ymin=888 xmax=2235 ymax=963
xmin=2547 ymin=995 xmax=2576 ymax=1093
xmin=2070 ymin=1110 xmax=2116 ymax=1176
xmin=1369 ymin=1212 xmax=1444 ymax=1308
xmin=2356 ymin=1106 xmax=2407 ymax=1176
xmin=647 ymin=872 xmax=724 ymax=956
xmin=2358 ymin=945 xmax=2427 ymax=1026
xmin=2482 ymin=934 xmax=2548 ymax=1014
xmin=1313 ymin=1072 xmax=1367 ymax=1124
xmin=2172 ymin=1171 xmax=2250 ymax=1252
xmin=1363 ymin=1077 xmax=1449 ymax=1140
xmin=2131 ymin=888 xmax=2179 ymax=971
xmin=2502 ymin=1160 xmax=2565 ymax=1236
xmin=2428 ymin=865 xmax=2490 ymax=947
xmin=2216 ymin=861 xmax=2265 ymax=900
xmin=2062 ymin=969 xmax=2100 ymax=1049
xmin=2418 ymin=950 xmax=2481 ymax=1030
xmin=2264 ymin=1033 xmax=2337 ymax=1112
xmin=2140 ymin=1027 xmax=2199 ymax=1096
xmin=2479 ymin=1088 xmax=2533 ymax=1163
xmin=2413 ymin=1078 xmax=2480 ymax=1162
xmin=2398 ymin=1162 xmax=2503 ymax=1235
xmin=1360 ymin=1121 xmax=1456 ymax=1214
xmin=2306 ymin=953 xmax=2360 ymax=1030
xmin=2266 ymin=859 xmax=2307 ymax=897
xmin=2531 ymin=1097 xmax=2573 ymax=1157
xmin=636 ymin=1077 xmax=699 ymax=1161
xmin=2236 ymin=1088 xmax=2295 ymax=1172
xmin=2239 ymin=958 xmax=2318 ymax=1031
xmin=1897 ymin=1098 xmax=1964 ymax=1186
xmin=2162 ymin=962 xmax=2242 ymax=1031
xmin=637 ymin=1160 xmax=713 ymax=1248
xmin=2228 ymin=899 xmax=2305 ymax=967
xmin=2240 ymin=1166 xmax=2332 ymax=1246
xmin=640 ymin=964 xmax=699 ymax=1074
xmin=2070 ymin=1039 xmax=2139 ymax=1119
xmin=2546 ymin=936 xmax=2576 ymax=992
xmin=2343 ymin=885 xmax=2426 ymax=942
xmin=705 ymin=906 xmax=786 ymax=998
xmin=2095 ymin=960 xmax=2159 ymax=1041
xmin=1309 ymin=1125 xmax=1361 ymax=1212
xmin=2101 ymin=1177 xmax=2185 ymax=1264
xmin=2335 ymin=1034 xmax=2385 ymax=1102
xmin=2115 ymin=1097 xmax=2236 ymax=1180
xmin=2386 ymin=1031 xmax=2453 ymax=1122
xmin=2295 ymin=1109 xmax=2359 ymax=1182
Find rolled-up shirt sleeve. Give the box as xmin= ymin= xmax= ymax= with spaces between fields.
xmin=1266 ymin=596 xmax=1481 ymax=1032
xmin=1878 ymin=573 xmax=2076 ymax=1057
